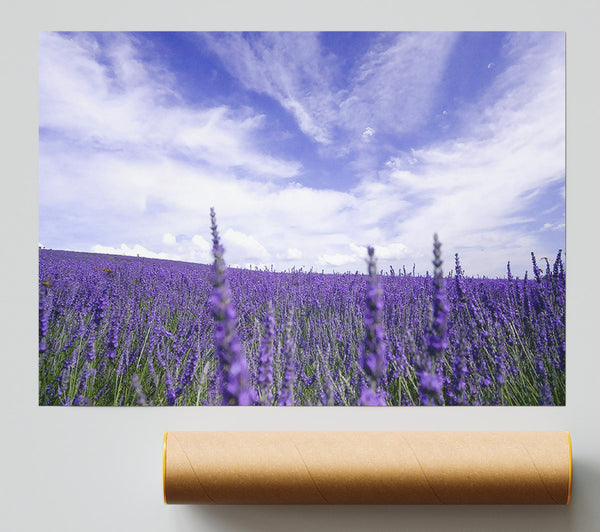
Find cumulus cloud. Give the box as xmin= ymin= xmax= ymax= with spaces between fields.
xmin=162 ymin=232 xmax=177 ymax=246
xmin=285 ymin=247 xmax=302 ymax=260
xmin=350 ymin=242 xmax=408 ymax=260
xmin=317 ymin=253 xmax=357 ymax=268
xmin=91 ymin=243 xmax=171 ymax=260
xmin=314 ymin=241 xmax=410 ymax=272
xmin=92 ymin=236 xmax=213 ymax=264
xmin=192 ymin=234 xmax=210 ymax=251
xmin=222 ymin=229 xmax=270 ymax=262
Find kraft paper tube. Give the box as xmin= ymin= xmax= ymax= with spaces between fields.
xmin=163 ymin=431 xmax=572 ymax=505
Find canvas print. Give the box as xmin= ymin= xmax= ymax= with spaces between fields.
xmin=38 ymin=32 xmax=565 ymax=406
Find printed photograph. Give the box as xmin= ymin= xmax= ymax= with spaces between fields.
xmin=38 ymin=32 xmax=565 ymax=406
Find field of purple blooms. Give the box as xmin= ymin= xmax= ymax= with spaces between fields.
xmin=39 ymin=212 xmax=565 ymax=406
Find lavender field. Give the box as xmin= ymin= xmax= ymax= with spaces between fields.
xmin=38 ymin=212 xmax=565 ymax=407
xmin=38 ymin=32 xmax=566 ymax=407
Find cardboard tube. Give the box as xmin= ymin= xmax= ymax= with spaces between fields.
xmin=163 ymin=431 xmax=572 ymax=505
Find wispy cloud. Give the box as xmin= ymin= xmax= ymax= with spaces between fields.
xmin=349 ymin=32 xmax=565 ymax=275
xmin=39 ymin=32 xmax=300 ymax=178
xmin=203 ymin=32 xmax=458 ymax=150
xmin=339 ymin=32 xmax=458 ymax=138
xmin=202 ymin=32 xmax=337 ymax=144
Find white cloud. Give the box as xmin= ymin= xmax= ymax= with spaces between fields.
xmin=162 ymin=232 xmax=177 ymax=246
xmin=362 ymin=127 xmax=375 ymax=138
xmin=339 ymin=33 xmax=458 ymax=138
xmin=345 ymin=33 xmax=565 ymax=276
xmin=222 ymin=229 xmax=270 ymax=262
xmin=39 ymin=32 xmax=300 ymax=179
xmin=192 ymin=234 xmax=210 ymax=251
xmin=91 ymin=238 xmax=213 ymax=264
xmin=271 ymin=186 xmax=356 ymax=234
xmin=285 ymin=248 xmax=302 ymax=260
xmin=541 ymin=222 xmax=565 ymax=232
xmin=203 ymin=32 xmax=336 ymax=144
xmin=317 ymin=253 xmax=357 ymax=268
xmin=203 ymin=32 xmax=458 ymax=149
xmin=91 ymin=243 xmax=171 ymax=260
xmin=350 ymin=242 xmax=408 ymax=261
xmin=313 ymin=242 xmax=409 ymax=272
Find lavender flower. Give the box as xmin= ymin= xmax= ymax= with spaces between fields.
xmin=39 ymin=282 xmax=51 ymax=354
xmin=93 ymin=289 xmax=108 ymax=329
xmin=277 ymin=316 xmax=296 ymax=406
xmin=106 ymin=319 xmax=120 ymax=360
xmin=451 ymin=352 xmax=468 ymax=405
xmin=359 ymin=246 xmax=387 ymax=406
xmin=164 ymin=369 xmax=176 ymax=406
xmin=257 ymin=300 xmax=275 ymax=405
xmin=85 ymin=334 xmax=96 ymax=362
xmin=38 ymin=236 xmax=565 ymax=407
xmin=531 ymin=252 xmax=542 ymax=284
xmin=417 ymin=234 xmax=448 ymax=406
xmin=553 ymin=249 xmax=564 ymax=279
xmin=210 ymin=208 xmax=254 ymax=406
xmin=73 ymin=361 xmax=91 ymax=405
xmin=427 ymin=235 xmax=449 ymax=358
xmin=536 ymin=358 xmax=554 ymax=405
xmin=131 ymin=373 xmax=148 ymax=406
xmin=178 ymin=345 xmax=200 ymax=394
xmin=454 ymin=253 xmax=466 ymax=304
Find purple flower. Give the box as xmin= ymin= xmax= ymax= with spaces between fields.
xmin=85 ymin=334 xmax=96 ymax=362
xmin=416 ymin=372 xmax=443 ymax=404
xmin=106 ymin=319 xmax=120 ymax=360
xmin=277 ymin=317 xmax=296 ymax=406
xmin=74 ymin=361 xmax=92 ymax=404
xmin=553 ymin=249 xmax=564 ymax=279
xmin=417 ymin=234 xmax=448 ymax=406
xmin=210 ymin=208 xmax=254 ymax=406
xmin=131 ymin=373 xmax=148 ymax=406
xmin=73 ymin=395 xmax=90 ymax=406
xmin=426 ymin=235 xmax=449 ymax=360
xmin=359 ymin=246 xmax=387 ymax=406
xmin=360 ymin=387 xmax=386 ymax=406
xmin=39 ymin=283 xmax=51 ymax=354
xmin=37 ymin=236 xmax=565 ymax=407
xmin=92 ymin=289 xmax=108 ymax=329
xmin=179 ymin=344 xmax=200 ymax=393
xmin=165 ymin=369 xmax=176 ymax=406
xmin=454 ymin=253 xmax=467 ymax=304
xmin=257 ymin=300 xmax=275 ymax=405
xmin=531 ymin=252 xmax=542 ymax=284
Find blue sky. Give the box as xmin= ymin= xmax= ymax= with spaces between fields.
xmin=39 ymin=31 xmax=565 ymax=277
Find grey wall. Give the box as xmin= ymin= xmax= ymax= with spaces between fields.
xmin=2 ymin=1 xmax=599 ymax=531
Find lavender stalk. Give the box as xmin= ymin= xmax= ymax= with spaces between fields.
xmin=210 ymin=208 xmax=254 ymax=406
xmin=417 ymin=234 xmax=448 ymax=406
xmin=359 ymin=246 xmax=387 ymax=406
